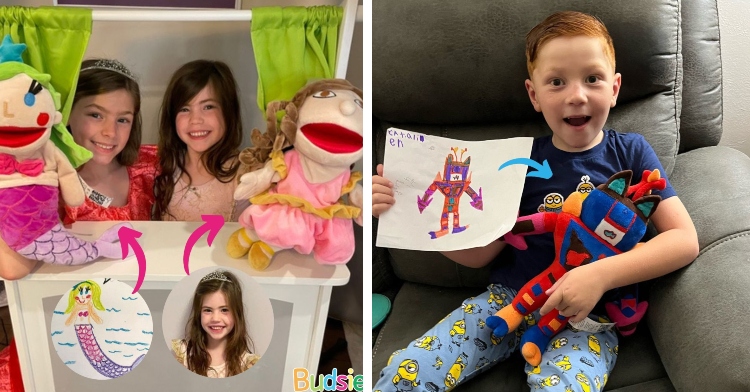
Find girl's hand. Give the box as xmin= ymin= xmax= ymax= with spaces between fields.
xmin=372 ymin=164 xmax=395 ymax=218
xmin=540 ymin=264 xmax=607 ymax=323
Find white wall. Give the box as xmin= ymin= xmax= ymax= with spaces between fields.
xmin=717 ymin=0 xmax=750 ymax=156
xmin=2 ymin=0 xmax=363 ymax=148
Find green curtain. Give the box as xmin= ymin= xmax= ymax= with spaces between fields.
xmin=251 ymin=6 xmax=342 ymax=113
xmin=0 ymin=6 xmax=92 ymax=167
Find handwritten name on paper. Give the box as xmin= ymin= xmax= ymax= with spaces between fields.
xmin=388 ymin=128 xmax=425 ymax=148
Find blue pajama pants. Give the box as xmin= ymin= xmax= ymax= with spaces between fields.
xmin=373 ymin=284 xmax=618 ymax=392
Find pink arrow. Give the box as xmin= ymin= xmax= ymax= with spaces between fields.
xmin=183 ymin=215 xmax=225 ymax=275
xmin=119 ymin=226 xmax=146 ymax=294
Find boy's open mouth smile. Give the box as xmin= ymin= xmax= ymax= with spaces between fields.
xmin=564 ymin=116 xmax=591 ymax=127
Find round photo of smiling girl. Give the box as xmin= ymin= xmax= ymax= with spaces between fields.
xmin=49 ymin=278 xmax=153 ymax=380
xmin=163 ymin=267 xmax=273 ymax=378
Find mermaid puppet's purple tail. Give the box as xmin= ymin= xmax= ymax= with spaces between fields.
xmin=17 ymin=222 xmax=132 ymax=265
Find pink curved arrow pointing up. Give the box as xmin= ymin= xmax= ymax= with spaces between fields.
xmin=183 ymin=215 xmax=225 ymax=275
xmin=119 ymin=226 xmax=145 ymax=294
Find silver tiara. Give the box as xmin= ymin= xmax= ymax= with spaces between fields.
xmin=80 ymin=59 xmax=137 ymax=81
xmin=200 ymin=270 xmax=231 ymax=283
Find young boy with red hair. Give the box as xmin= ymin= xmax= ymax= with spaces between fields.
xmin=373 ymin=11 xmax=698 ymax=391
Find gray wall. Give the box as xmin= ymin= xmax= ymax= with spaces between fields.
xmin=717 ymin=0 xmax=750 ymax=156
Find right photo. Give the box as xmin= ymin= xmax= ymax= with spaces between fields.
xmin=372 ymin=1 xmax=748 ymax=391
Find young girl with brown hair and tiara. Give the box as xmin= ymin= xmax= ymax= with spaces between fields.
xmin=153 ymin=60 xmax=248 ymax=221
xmin=0 ymin=58 xmax=155 ymax=278
xmin=62 ymin=58 xmax=158 ymax=224
xmin=171 ymin=269 xmax=259 ymax=378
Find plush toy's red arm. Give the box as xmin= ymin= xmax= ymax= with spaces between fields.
xmin=502 ymin=212 xmax=558 ymax=250
xmin=511 ymin=211 xmax=558 ymax=235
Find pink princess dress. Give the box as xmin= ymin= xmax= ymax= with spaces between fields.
xmin=238 ymin=149 xmax=362 ymax=263
xmin=62 ymin=145 xmax=158 ymax=224
xmin=161 ymin=158 xmax=248 ymax=222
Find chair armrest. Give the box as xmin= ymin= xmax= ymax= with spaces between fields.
xmin=648 ymin=240 xmax=750 ymax=390
xmin=669 ymin=146 xmax=750 ymax=249
xmin=648 ymin=146 xmax=750 ymax=390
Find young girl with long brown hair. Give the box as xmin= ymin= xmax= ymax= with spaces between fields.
xmin=153 ymin=60 xmax=247 ymax=221
xmin=63 ymin=58 xmax=158 ymax=224
xmin=171 ymin=269 xmax=259 ymax=377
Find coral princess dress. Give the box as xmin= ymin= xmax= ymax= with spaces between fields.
xmin=62 ymin=145 xmax=158 ymax=224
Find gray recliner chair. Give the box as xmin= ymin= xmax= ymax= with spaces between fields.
xmin=372 ymin=0 xmax=750 ymax=391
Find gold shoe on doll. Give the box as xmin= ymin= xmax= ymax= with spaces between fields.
xmin=248 ymin=241 xmax=275 ymax=270
xmin=226 ymin=228 xmax=252 ymax=258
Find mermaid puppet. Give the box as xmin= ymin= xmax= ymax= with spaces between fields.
xmin=0 ymin=35 xmax=129 ymax=266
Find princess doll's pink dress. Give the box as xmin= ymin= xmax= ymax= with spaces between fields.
xmin=238 ymin=149 xmax=361 ymax=263
xmin=62 ymin=145 xmax=158 ymax=224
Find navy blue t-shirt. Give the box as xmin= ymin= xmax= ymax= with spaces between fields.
xmin=490 ymin=129 xmax=677 ymax=291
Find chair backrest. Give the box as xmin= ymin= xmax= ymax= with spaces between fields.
xmin=679 ymin=0 xmax=722 ymax=152
xmin=372 ymin=0 xmax=718 ymax=288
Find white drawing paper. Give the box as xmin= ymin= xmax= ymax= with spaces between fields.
xmin=50 ymin=278 xmax=153 ymax=380
xmin=376 ymin=128 xmax=533 ymax=251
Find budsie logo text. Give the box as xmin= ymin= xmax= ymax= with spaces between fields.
xmin=293 ymin=368 xmax=363 ymax=391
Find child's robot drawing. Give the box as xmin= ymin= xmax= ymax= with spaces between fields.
xmin=417 ymin=147 xmax=483 ymax=239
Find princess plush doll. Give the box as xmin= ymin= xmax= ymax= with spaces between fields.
xmin=227 ymin=79 xmax=363 ymax=270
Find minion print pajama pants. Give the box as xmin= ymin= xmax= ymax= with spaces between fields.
xmin=373 ymin=284 xmax=618 ymax=392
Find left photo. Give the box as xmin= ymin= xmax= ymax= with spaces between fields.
xmin=0 ymin=1 xmax=364 ymax=390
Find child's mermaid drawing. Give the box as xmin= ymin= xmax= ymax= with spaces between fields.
xmin=63 ymin=280 xmax=144 ymax=378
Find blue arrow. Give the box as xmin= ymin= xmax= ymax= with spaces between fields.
xmin=498 ymin=158 xmax=552 ymax=179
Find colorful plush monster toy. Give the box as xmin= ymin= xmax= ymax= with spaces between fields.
xmin=226 ymin=79 xmax=363 ymax=270
xmin=486 ymin=169 xmax=666 ymax=366
xmin=0 ymin=35 xmax=129 ymax=266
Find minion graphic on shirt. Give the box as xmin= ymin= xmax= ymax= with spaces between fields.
xmin=538 ymin=193 xmax=564 ymax=213
xmin=576 ymin=175 xmax=595 ymax=194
